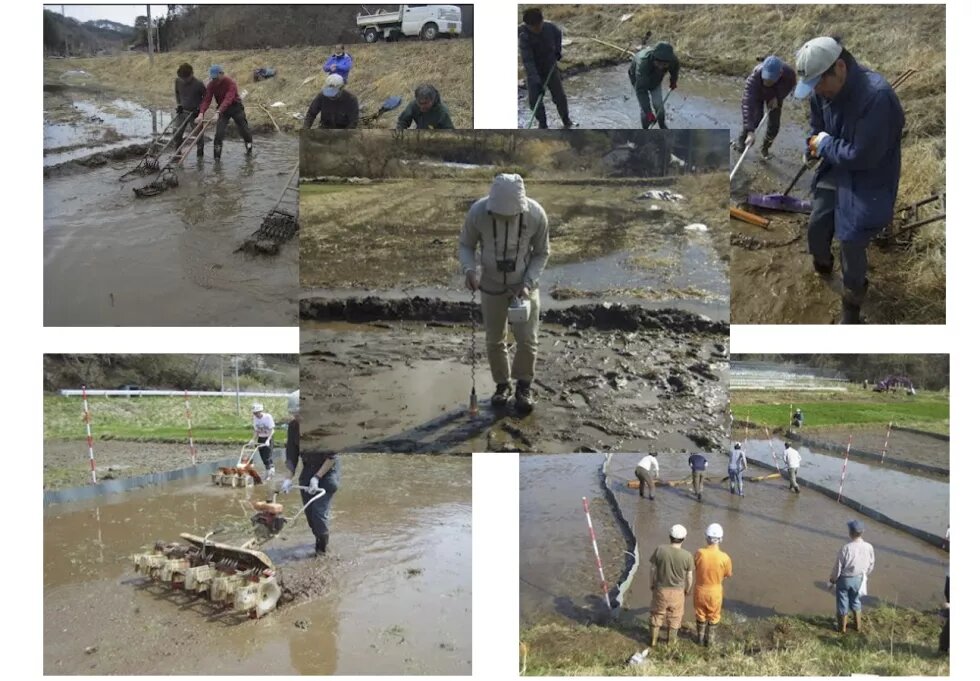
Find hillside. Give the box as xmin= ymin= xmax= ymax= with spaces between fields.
xmin=43 ymin=9 xmax=136 ymax=56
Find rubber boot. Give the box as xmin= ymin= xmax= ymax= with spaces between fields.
xmin=760 ymin=138 xmax=773 ymax=160
xmin=853 ymin=609 xmax=862 ymax=633
xmin=314 ymin=533 xmax=328 ymax=556
xmin=840 ymin=299 xmax=862 ymax=325
xmin=491 ymin=382 xmax=512 ymax=407
xmin=667 ymin=628 xmax=679 ymax=646
xmin=650 ymin=625 xmax=661 ymax=647
xmin=214 ymin=143 xmax=222 ymax=161
xmin=704 ymin=622 xmax=716 ymax=647
xmin=515 ymin=380 xmax=535 ymax=414
xmin=245 ymin=142 xmax=253 ymax=156
xmin=696 ymin=620 xmax=707 ymax=645
xmin=813 ymin=257 xmax=834 ymax=276
xmin=837 ymin=614 xmax=847 ymax=633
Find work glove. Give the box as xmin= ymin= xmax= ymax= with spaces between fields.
xmin=279 ymin=478 xmax=293 ymax=494
xmin=669 ymin=81 xmax=677 ymax=90
xmin=176 ymin=105 xmax=184 ymax=115
xmin=745 ymin=131 xmax=756 ymax=149
xmin=195 ymin=114 xmax=204 ymax=125
xmin=646 ymin=111 xmax=657 ymax=124
xmin=766 ymin=98 xmax=779 ymax=111
xmin=308 ymin=476 xmax=320 ymax=493
xmin=827 ymin=581 xmax=836 ymax=591
xmin=807 ymin=132 xmax=830 ymax=158
xmin=464 ymin=270 xmax=480 ymax=291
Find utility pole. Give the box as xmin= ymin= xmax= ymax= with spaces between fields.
xmin=220 ymin=356 xmax=225 ymax=393
xmin=61 ymin=5 xmax=69 ymax=57
xmin=234 ymin=356 xmax=241 ymax=416
xmin=146 ymin=5 xmax=153 ymax=65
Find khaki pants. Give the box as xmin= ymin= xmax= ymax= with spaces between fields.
xmin=481 ymin=288 xmax=540 ymax=384
xmin=650 ymin=586 xmax=685 ymax=629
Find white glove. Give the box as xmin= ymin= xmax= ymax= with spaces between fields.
xmin=745 ymin=131 xmax=755 ymax=148
xmin=308 ymin=476 xmax=320 ymax=493
xmin=280 ymin=478 xmax=293 ymax=494
xmin=194 ymin=114 xmax=204 ymax=125
xmin=807 ymin=132 xmax=830 ymax=158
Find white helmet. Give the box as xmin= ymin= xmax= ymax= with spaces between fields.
xmin=706 ymin=523 xmax=724 ymax=540
xmin=251 ymin=402 xmax=264 ymax=413
xmin=669 ymin=524 xmax=687 ymax=540
xmin=287 ymin=390 xmax=300 ymax=415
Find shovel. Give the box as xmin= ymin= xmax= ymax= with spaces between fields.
xmin=730 ymin=110 xmax=769 ymax=182
xmin=746 ymin=159 xmax=815 ymax=214
xmin=359 ymin=95 xmax=403 ymax=126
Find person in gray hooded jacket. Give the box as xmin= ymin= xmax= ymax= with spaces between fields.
xmin=458 ymin=174 xmax=549 ymax=413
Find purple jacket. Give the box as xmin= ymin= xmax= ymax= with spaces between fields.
xmin=323 ymin=53 xmax=353 ymax=83
xmin=740 ymin=62 xmax=796 ymax=132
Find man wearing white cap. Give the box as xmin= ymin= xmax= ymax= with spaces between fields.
xmin=794 ymin=36 xmax=905 ymax=324
xmin=734 ymin=55 xmax=796 ymax=158
xmin=303 ymin=74 xmax=359 ymax=129
xmin=648 ymin=524 xmax=695 ymax=647
xmin=251 ymin=402 xmax=276 ymax=479
xmin=458 ymin=173 xmax=550 ymax=414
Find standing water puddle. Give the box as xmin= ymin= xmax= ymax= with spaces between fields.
xmin=44 ymin=98 xmax=174 ymax=166
xmin=44 ymin=453 xmax=471 ymax=674
xmin=44 ymin=134 xmax=299 ymax=326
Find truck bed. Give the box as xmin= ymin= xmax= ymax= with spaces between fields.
xmin=356 ymin=10 xmax=402 ymax=27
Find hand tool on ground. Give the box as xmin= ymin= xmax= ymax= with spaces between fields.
xmin=237 ymin=162 xmax=300 ymax=255
xmin=119 ymin=113 xmax=193 ymax=182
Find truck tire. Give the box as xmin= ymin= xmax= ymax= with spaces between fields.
xmin=364 ymin=28 xmax=379 ymax=43
xmin=421 ymin=23 xmax=439 ymax=41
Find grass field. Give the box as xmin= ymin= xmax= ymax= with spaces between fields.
xmin=520 ymin=605 xmax=947 ymax=676
xmin=44 ymin=395 xmax=289 ymax=443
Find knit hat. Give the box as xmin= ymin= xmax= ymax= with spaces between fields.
xmin=761 ymin=55 xmax=784 ymax=81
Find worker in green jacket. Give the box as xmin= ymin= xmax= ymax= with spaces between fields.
xmin=628 ymin=42 xmax=680 ymax=129
xmin=396 ymin=84 xmax=455 ymax=130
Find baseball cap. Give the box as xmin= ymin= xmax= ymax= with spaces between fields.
xmin=847 ymin=519 xmax=865 ymax=534
xmin=761 ymin=55 xmax=783 ymax=81
xmin=669 ymin=524 xmax=688 ymax=540
xmin=322 ymin=73 xmax=345 ymax=97
xmin=209 ymin=65 xmax=223 ymax=79
xmin=794 ymin=37 xmax=843 ymax=98
xmin=252 ymin=402 xmax=264 ymax=413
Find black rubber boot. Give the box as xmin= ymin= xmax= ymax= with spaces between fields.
xmin=515 ymin=380 xmax=535 ymax=414
xmin=696 ymin=620 xmax=707 ymax=645
xmin=760 ymin=140 xmax=773 ymax=159
xmin=704 ymin=622 xmax=716 ymax=647
xmin=813 ymin=257 xmax=834 ymax=276
xmin=491 ymin=382 xmax=512 ymax=407
xmin=245 ymin=142 xmax=253 ymax=156
xmin=314 ymin=533 xmax=328 ymax=556
xmin=840 ymin=300 xmax=862 ymax=324
xmin=214 ymin=143 xmax=222 ymax=161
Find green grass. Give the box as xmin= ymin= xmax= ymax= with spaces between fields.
xmin=731 ymin=398 xmax=948 ymax=433
xmin=521 ymin=605 xmax=947 ymax=676
xmin=44 ymin=395 xmax=289 ymax=443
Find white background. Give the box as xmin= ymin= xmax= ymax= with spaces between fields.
xmin=13 ymin=0 xmax=965 ymax=678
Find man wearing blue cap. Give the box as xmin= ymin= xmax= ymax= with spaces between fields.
xmin=828 ymin=519 xmax=875 ymax=633
xmin=734 ymin=55 xmax=796 ymax=158
xmin=304 ymin=74 xmax=359 ymax=129
xmin=794 ymin=36 xmax=905 ymax=324
xmin=196 ymin=65 xmax=253 ymax=160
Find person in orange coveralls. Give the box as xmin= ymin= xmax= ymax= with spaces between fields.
xmin=694 ymin=522 xmax=733 ymax=647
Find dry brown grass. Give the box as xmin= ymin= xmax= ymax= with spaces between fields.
xmin=44 ymin=40 xmax=474 ymax=129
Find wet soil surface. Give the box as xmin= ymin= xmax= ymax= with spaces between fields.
xmin=520 ymin=454 xmax=628 ymax=626
xmin=300 ymin=179 xmax=729 ymax=316
xmin=44 ymin=453 xmax=471 ymax=674
xmin=803 ymin=425 xmax=949 ymax=470
xmin=300 ymin=302 xmax=727 ymax=454
xmin=43 ymin=440 xmax=241 ymax=490
xmin=44 ymin=134 xmax=299 ymax=326
xmin=743 ymin=439 xmax=948 ymax=539
xmin=599 ymin=453 xmax=947 ymax=626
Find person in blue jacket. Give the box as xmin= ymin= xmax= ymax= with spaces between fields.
xmin=794 ymin=36 xmax=905 ymax=324
xmin=323 ymin=44 xmax=353 ymax=83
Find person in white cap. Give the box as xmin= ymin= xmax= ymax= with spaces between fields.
xmin=458 ymin=173 xmax=550 ymax=414
xmin=794 ymin=36 xmax=905 ymax=324
xmin=783 ymin=442 xmax=801 ymax=493
xmin=648 ymin=524 xmax=694 ymax=647
xmin=251 ymin=402 xmax=276 ymax=479
xmin=694 ymin=523 xmax=733 ymax=647
xmin=635 ymin=452 xmax=660 ymax=500
xmin=303 ymin=74 xmax=359 ymax=129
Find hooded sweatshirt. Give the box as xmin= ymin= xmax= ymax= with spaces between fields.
xmin=396 ymin=89 xmax=454 ymax=130
xmin=629 ymin=42 xmax=679 ymax=91
xmin=458 ymin=174 xmax=550 ymax=294
xmin=741 ymin=61 xmax=796 ymax=131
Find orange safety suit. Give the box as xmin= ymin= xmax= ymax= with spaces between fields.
xmin=694 ymin=543 xmax=733 ymax=624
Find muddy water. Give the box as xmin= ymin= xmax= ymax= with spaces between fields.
xmin=808 ymin=425 xmax=949 ymax=469
xmin=44 ymin=135 xmax=299 ymax=326
xmin=520 ymin=454 xmax=628 ymax=625
xmin=44 ymin=453 xmax=471 ymax=674
xmin=601 ymin=453 xmax=946 ymax=626
xmin=44 ymin=98 xmax=174 ymax=166
xmin=743 ymin=439 xmax=949 ymax=538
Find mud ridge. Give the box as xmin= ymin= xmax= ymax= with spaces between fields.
xmin=43 ymin=143 xmax=149 ymax=178
xmin=300 ymin=296 xmax=728 ymax=335
xmin=784 ymin=432 xmax=949 ymax=478
xmin=892 ymin=426 xmax=949 ymax=442
xmin=598 ymin=454 xmax=639 ymax=612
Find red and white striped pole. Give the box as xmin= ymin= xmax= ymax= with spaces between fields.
xmin=837 ymin=434 xmax=853 ymax=502
xmin=82 ymin=385 xmax=96 ymax=484
xmin=764 ymin=427 xmax=782 ymax=471
xmin=879 ymin=421 xmax=893 ymax=463
xmin=582 ymin=497 xmax=612 ymax=611
xmin=184 ymin=390 xmax=198 ymax=465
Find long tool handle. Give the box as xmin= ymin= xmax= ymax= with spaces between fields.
xmin=525 ymin=62 xmax=558 ymax=129
xmin=730 ymin=110 xmax=769 ymax=181
xmin=272 ymin=162 xmax=300 ymax=211
xmin=783 ymin=161 xmax=810 ymax=196
xmin=290 ymin=486 xmax=327 ymax=523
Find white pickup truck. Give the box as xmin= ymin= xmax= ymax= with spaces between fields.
xmin=356 ymin=4 xmax=463 ymax=43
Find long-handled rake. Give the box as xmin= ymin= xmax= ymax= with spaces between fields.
xmin=236 ymin=162 xmax=300 ymax=256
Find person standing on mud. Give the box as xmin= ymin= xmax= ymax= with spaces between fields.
xmin=280 ymin=390 xmax=340 ymax=556
xmin=694 ymin=523 xmax=733 ymax=647
xmin=783 ymin=442 xmax=801 ymax=493
xmin=196 ymin=65 xmax=254 ymax=160
xmin=323 ymin=44 xmax=353 ymax=83
xmin=728 ymin=443 xmax=747 ymax=496
xmin=635 ymin=452 xmax=660 ymax=500
xmin=519 ymin=8 xmax=574 ymax=129
xmin=458 ymin=173 xmax=550 ymax=414
xmin=648 ymin=524 xmax=694 ymax=647
xmin=173 ymin=63 xmax=206 ymax=157
xmin=688 ymin=451 xmax=708 ymax=501
xmin=628 ymin=42 xmax=679 ymax=129
xmin=794 ymin=36 xmax=905 ymax=324
xmin=396 ymin=84 xmax=455 ymax=130
xmin=251 ymin=403 xmax=276 ymax=480
xmin=304 ymin=74 xmax=359 ymax=129
xmin=827 ymin=519 xmax=875 ymax=633
xmin=734 ymin=55 xmax=796 ymax=159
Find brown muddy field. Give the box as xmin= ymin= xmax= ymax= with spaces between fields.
xmin=44 ymin=453 xmax=471 ymax=674
xmin=803 ymin=425 xmax=949 ymax=470
xmin=44 ymin=440 xmax=241 ymax=490
xmin=300 ymin=300 xmax=728 ymax=454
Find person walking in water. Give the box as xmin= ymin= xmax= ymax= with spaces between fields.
xmin=728 ymin=443 xmax=747 ymax=496
xmin=635 ymin=452 xmax=660 ymax=500
xmin=688 ymin=451 xmax=708 ymax=501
